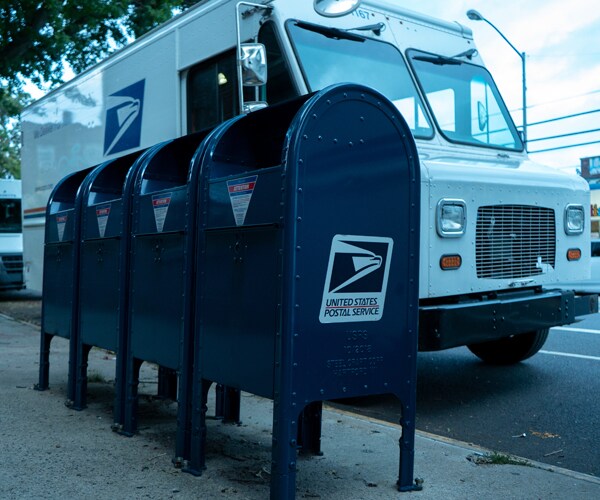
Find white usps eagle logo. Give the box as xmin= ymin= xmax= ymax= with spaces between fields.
xmin=103 ymin=79 xmax=145 ymax=156
xmin=320 ymin=235 xmax=393 ymax=324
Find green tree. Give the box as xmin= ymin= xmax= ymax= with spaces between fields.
xmin=0 ymin=0 xmax=198 ymax=178
xmin=0 ymin=87 xmax=29 ymax=178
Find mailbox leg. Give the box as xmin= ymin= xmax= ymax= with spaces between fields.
xmin=66 ymin=328 xmax=78 ymax=404
xmin=174 ymin=368 xmax=190 ymax=468
xmin=397 ymin=400 xmax=422 ymax=492
xmin=215 ymin=384 xmax=241 ymax=424
xmin=121 ymin=357 xmax=143 ymax=436
xmin=157 ymin=366 xmax=178 ymax=400
xmin=271 ymin=400 xmax=297 ymax=499
xmin=112 ymin=349 xmax=127 ymax=431
xmin=297 ymin=401 xmax=323 ymax=456
xmin=35 ymin=332 xmax=53 ymax=391
xmin=214 ymin=383 xmax=224 ymax=418
xmin=70 ymin=343 xmax=92 ymax=411
xmin=184 ymin=379 xmax=211 ymax=476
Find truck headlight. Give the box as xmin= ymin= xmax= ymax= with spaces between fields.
xmin=437 ymin=199 xmax=466 ymax=237
xmin=564 ymin=204 xmax=584 ymax=235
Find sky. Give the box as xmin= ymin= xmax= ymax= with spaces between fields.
xmin=396 ymin=0 xmax=600 ymax=172
xmin=25 ymin=0 xmax=600 ymax=172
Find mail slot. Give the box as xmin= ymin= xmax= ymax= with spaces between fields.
xmin=188 ymin=84 xmax=422 ymax=497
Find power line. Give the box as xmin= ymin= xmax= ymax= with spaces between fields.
xmin=529 ymin=139 xmax=600 ymax=154
xmin=526 ymin=109 xmax=600 ymax=153
xmin=528 ymin=127 xmax=600 ymax=143
xmin=528 ymin=108 xmax=600 ymax=127
xmin=507 ymin=89 xmax=600 ymax=115
xmin=528 ymin=88 xmax=600 ymax=109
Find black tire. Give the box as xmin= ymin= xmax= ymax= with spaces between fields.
xmin=467 ymin=328 xmax=549 ymax=365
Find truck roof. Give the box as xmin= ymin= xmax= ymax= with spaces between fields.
xmin=22 ymin=0 xmax=472 ymax=113
xmin=363 ymin=0 xmax=472 ymax=38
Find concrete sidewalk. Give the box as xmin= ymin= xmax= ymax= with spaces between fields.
xmin=1 ymin=314 xmax=598 ymax=499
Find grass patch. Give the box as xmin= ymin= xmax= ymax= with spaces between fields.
xmin=467 ymin=452 xmax=531 ymax=467
xmin=87 ymin=371 xmax=108 ymax=384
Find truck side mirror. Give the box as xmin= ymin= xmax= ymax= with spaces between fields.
xmin=240 ymin=43 xmax=267 ymax=86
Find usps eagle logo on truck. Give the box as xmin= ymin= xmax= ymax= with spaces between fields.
xmin=103 ymin=79 xmax=145 ymax=156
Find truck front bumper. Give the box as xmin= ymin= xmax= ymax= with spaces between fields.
xmin=418 ymin=288 xmax=598 ymax=351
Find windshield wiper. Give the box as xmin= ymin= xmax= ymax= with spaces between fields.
xmin=412 ymin=49 xmax=478 ymax=66
xmin=347 ymin=22 xmax=385 ymax=36
xmin=452 ymin=48 xmax=478 ymax=60
xmin=411 ymin=55 xmax=462 ymax=66
xmin=295 ymin=21 xmax=365 ymax=42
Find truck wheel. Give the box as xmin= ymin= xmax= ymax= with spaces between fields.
xmin=467 ymin=328 xmax=549 ymax=365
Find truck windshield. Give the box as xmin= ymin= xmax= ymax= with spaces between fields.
xmin=408 ymin=49 xmax=523 ymax=151
xmin=0 ymin=199 xmax=22 ymax=234
xmin=286 ymin=21 xmax=433 ymax=139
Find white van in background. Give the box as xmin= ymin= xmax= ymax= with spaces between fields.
xmin=0 ymin=179 xmax=24 ymax=291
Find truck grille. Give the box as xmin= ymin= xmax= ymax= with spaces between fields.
xmin=2 ymin=255 xmax=24 ymax=274
xmin=476 ymin=205 xmax=555 ymax=279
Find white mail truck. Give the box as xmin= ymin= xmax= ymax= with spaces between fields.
xmin=20 ymin=0 xmax=597 ymax=363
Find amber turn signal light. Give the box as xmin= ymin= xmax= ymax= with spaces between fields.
xmin=440 ymin=254 xmax=462 ymax=270
xmin=567 ymin=248 xmax=581 ymax=261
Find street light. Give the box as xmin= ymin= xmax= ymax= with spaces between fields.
xmin=466 ymin=9 xmax=527 ymax=150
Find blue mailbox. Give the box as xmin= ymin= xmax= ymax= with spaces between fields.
xmin=123 ymin=131 xmax=215 ymax=463
xmin=37 ymin=166 xmax=95 ymax=402
xmin=188 ymin=84 xmax=422 ymax=497
xmin=74 ymin=150 xmax=145 ymax=416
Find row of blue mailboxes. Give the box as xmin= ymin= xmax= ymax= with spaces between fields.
xmin=37 ymin=84 xmax=423 ymax=497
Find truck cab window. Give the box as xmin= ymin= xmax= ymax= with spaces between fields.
xmin=186 ymin=24 xmax=295 ymax=134
xmin=0 ymin=199 xmax=22 ymax=233
xmin=258 ymin=22 xmax=298 ymax=104
xmin=187 ymin=50 xmax=240 ymax=132
xmin=408 ymin=49 xmax=523 ymax=151
xmin=286 ymin=20 xmax=433 ymax=139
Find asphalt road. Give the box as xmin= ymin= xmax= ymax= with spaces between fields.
xmin=2 ymin=289 xmax=599 ymax=477
xmin=331 ymin=314 xmax=600 ymax=478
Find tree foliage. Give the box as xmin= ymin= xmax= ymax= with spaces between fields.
xmin=0 ymin=89 xmax=30 ymax=178
xmin=0 ymin=0 xmax=197 ymax=178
